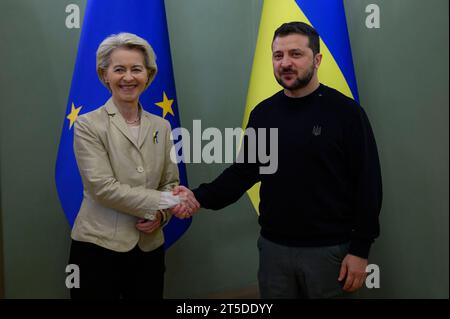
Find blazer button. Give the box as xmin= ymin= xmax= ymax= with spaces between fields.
xmin=137 ymin=166 xmax=144 ymax=173
xmin=144 ymin=213 xmax=156 ymax=221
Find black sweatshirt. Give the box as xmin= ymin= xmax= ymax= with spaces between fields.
xmin=193 ymin=84 xmax=382 ymax=258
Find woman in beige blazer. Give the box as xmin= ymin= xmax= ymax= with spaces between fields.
xmin=68 ymin=32 xmax=198 ymax=299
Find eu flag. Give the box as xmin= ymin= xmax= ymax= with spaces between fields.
xmin=55 ymin=0 xmax=190 ymax=249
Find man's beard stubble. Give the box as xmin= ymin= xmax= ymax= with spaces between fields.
xmin=276 ymin=64 xmax=315 ymax=91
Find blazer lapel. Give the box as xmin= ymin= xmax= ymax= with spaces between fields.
xmin=138 ymin=111 xmax=152 ymax=150
xmin=104 ymin=98 xmax=139 ymax=149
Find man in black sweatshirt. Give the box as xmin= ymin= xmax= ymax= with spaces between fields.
xmin=173 ymin=22 xmax=382 ymax=298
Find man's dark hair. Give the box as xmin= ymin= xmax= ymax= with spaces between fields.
xmin=273 ymin=22 xmax=320 ymax=56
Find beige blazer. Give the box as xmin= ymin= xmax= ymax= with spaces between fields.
xmin=71 ymin=98 xmax=179 ymax=252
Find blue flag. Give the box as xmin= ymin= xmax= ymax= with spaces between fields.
xmin=55 ymin=0 xmax=190 ymax=249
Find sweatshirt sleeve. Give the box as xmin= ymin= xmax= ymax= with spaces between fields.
xmin=345 ymin=105 xmax=383 ymax=258
xmin=193 ymin=111 xmax=261 ymax=210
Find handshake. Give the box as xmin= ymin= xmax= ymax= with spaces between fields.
xmin=169 ymin=185 xmax=201 ymax=219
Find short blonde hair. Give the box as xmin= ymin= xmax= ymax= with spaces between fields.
xmin=96 ymin=32 xmax=157 ymax=90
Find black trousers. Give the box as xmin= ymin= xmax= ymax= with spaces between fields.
xmin=68 ymin=239 xmax=165 ymax=299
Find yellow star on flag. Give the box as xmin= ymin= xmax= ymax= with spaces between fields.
xmin=67 ymin=103 xmax=82 ymax=129
xmin=155 ymin=92 xmax=174 ymax=118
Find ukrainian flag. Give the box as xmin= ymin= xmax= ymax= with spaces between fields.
xmin=55 ymin=0 xmax=190 ymax=248
xmin=244 ymin=0 xmax=359 ymax=213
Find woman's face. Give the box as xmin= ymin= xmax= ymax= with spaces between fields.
xmin=104 ymin=48 xmax=148 ymax=106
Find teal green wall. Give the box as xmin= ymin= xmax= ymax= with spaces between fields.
xmin=0 ymin=0 xmax=448 ymax=298
xmin=163 ymin=0 xmax=262 ymax=298
xmin=345 ymin=0 xmax=449 ymax=298
xmin=0 ymin=0 xmax=85 ymax=298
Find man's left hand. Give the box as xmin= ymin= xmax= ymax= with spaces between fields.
xmin=338 ymin=254 xmax=368 ymax=292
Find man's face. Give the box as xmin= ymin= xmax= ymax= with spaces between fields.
xmin=272 ymin=34 xmax=320 ymax=91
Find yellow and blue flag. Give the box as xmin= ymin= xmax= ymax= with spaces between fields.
xmin=55 ymin=0 xmax=190 ymax=248
xmin=243 ymin=0 xmax=359 ymax=213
